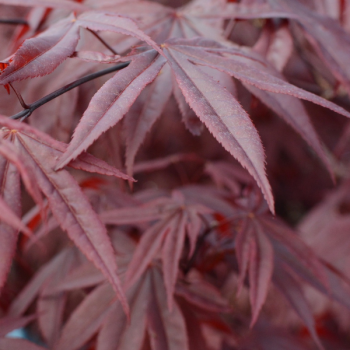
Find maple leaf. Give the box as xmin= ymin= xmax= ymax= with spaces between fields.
xmin=56 ymin=50 xmax=166 ymax=169
xmin=0 ymin=13 xmax=81 ymax=85
xmin=16 ymin=230 xmax=211 ymax=350
xmin=163 ymin=37 xmax=350 ymax=204
xmin=225 ymin=0 xmax=350 ymax=94
xmin=2 ymin=1 xmax=350 ymax=348
xmin=219 ymin=186 xmax=350 ymax=345
xmin=47 ymin=255 xmax=228 ymax=350
xmin=0 ymin=131 xmax=25 ymax=290
xmin=58 ymin=33 xmax=350 ymax=216
xmin=76 ymin=0 xmax=232 ymax=176
xmin=37 ymin=248 xmax=77 ymax=347
xmin=0 ymin=116 xmax=132 ymax=314
xmin=53 ymin=267 xmax=190 ymax=350
xmin=93 ymin=0 xmax=227 ymax=49
xmin=48 ymin=8 xmax=350 ymax=215
xmin=101 ymin=190 xmax=210 ymax=310
xmin=124 ymin=64 xmax=173 ymax=176
xmin=9 ymin=229 xmax=133 ymax=320
xmin=0 ymin=11 xmax=159 ymax=86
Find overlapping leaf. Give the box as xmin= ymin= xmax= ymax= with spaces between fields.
xmin=54 ymin=268 xmax=188 ymax=350
xmin=91 ymin=0 xmax=227 ymax=48
xmin=50 ymin=262 xmax=228 ymax=350
xmin=50 ymin=4 xmax=350 ymax=212
xmin=63 ymin=0 xmax=231 ymax=176
xmin=162 ymin=37 xmax=350 ymax=201
xmin=0 ymin=116 xmax=133 ymax=314
xmin=124 ymin=64 xmax=173 ymax=176
xmin=0 ymin=131 xmax=27 ymax=289
xmin=0 ymin=10 xmax=159 ymax=85
xmin=21 ymin=230 xmax=220 ymax=350
xmin=56 ymin=50 xmax=166 ymax=169
xmin=102 ymin=191 xmax=211 ymax=309
xmin=223 ymin=187 xmax=350 ymax=344
xmin=225 ymin=0 xmax=350 ymax=95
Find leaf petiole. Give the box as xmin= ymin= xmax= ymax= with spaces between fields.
xmin=9 ymin=83 xmax=30 ymax=109
xmin=87 ymin=28 xmax=118 ymax=55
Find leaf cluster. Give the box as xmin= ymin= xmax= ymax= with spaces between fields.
xmin=1 ymin=0 xmax=350 ymax=349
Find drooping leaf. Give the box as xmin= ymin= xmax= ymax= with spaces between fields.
xmin=162 ymin=37 xmax=350 ymax=181
xmin=0 ymin=130 xmax=22 ymax=289
xmin=96 ymin=274 xmax=150 ymax=350
xmin=243 ymin=83 xmax=333 ymax=177
xmin=162 ymin=211 xmax=187 ymax=310
xmin=16 ymin=133 xmax=128 ymax=314
xmin=124 ymin=64 xmax=173 ymax=176
xmin=0 ymin=117 xmax=129 ymax=315
xmin=235 ymin=221 xmax=252 ymax=296
xmin=248 ymin=222 xmax=274 ymax=327
xmin=162 ymin=40 xmax=274 ymax=212
xmin=273 ymin=264 xmax=324 ymax=350
xmin=0 ymin=195 xmax=30 ymax=236
xmin=103 ymin=190 xmax=211 ymax=308
xmin=173 ymin=82 xmax=203 ymax=136
xmin=55 ymin=266 xmax=192 ymax=350
xmin=147 ymin=268 xmax=189 ymax=350
xmin=125 ymin=213 xmax=178 ymax=291
xmin=38 ymin=248 xmax=76 ymax=347
xmin=0 ymin=14 xmax=80 ymax=85
xmin=54 ymin=282 xmax=116 ymax=350
xmin=0 ymin=115 xmax=132 ymax=180
xmin=164 ymin=37 xmax=350 ymax=120
xmin=0 ymin=139 xmax=43 ymax=208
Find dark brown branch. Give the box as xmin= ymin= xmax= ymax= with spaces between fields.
xmin=10 ymin=61 xmax=130 ymax=121
xmin=87 ymin=29 xmax=118 ymax=55
xmin=0 ymin=19 xmax=28 ymax=26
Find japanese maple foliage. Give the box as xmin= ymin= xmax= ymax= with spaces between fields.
xmin=2 ymin=0 xmax=350 ymax=349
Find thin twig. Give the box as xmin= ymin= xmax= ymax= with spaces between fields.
xmin=0 ymin=19 xmax=28 ymax=26
xmin=10 ymin=61 xmax=130 ymax=121
xmin=87 ymin=28 xmax=118 ymax=55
